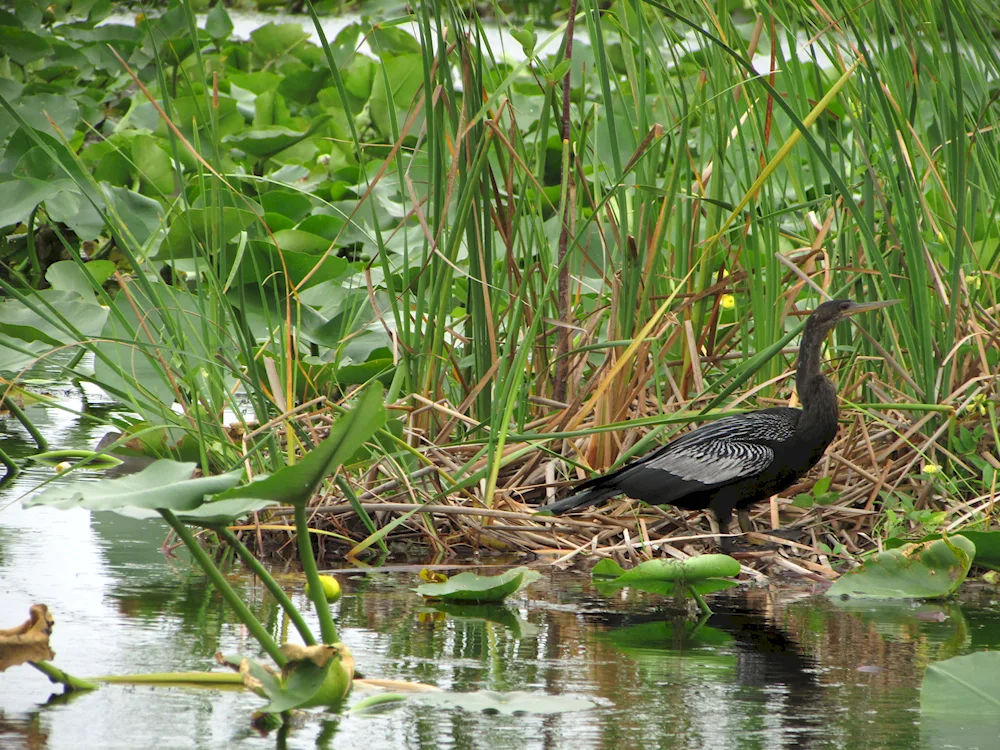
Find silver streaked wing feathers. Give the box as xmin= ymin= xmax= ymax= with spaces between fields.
xmin=628 ymin=411 xmax=796 ymax=486
xmin=643 ymin=441 xmax=775 ymax=484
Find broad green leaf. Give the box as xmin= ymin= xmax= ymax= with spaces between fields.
xmin=591 ymin=558 xmax=627 ymax=578
xmin=0 ymin=335 xmax=47 ymax=374
xmin=119 ymin=496 xmax=279 ymax=525
xmin=921 ymin=652 xmax=1000 ymax=748
xmin=0 ymin=93 xmax=80 ymax=141
xmin=0 ymin=290 xmax=109 ymax=347
xmin=0 ymin=177 xmax=68 ymax=228
xmin=415 ymin=567 xmax=542 ymax=603
xmin=43 ymin=184 xmax=103 ymax=240
xmin=45 ymin=260 xmax=115 ymax=301
xmin=0 ymin=26 xmax=52 ymax=66
xmin=23 ymin=460 xmax=243 ymax=513
xmin=827 ymin=536 xmax=975 ymax=599
xmin=418 ymin=690 xmax=594 ymax=715
xmin=259 ymin=190 xmax=312 ymax=223
xmin=205 ymin=2 xmax=233 ymax=40
xmin=132 ymin=134 xmax=174 ymax=196
xmin=102 ymin=185 xmax=164 ymax=247
xmin=921 ymin=652 xmax=1000 ymax=716
xmin=223 ymin=127 xmax=308 ymax=158
xmin=272 ymin=229 xmax=330 ymax=254
xmin=887 ymin=531 xmax=1000 ymax=573
xmin=249 ymin=23 xmax=309 ymax=61
xmin=211 ymin=385 xmax=386 ymax=508
xmin=369 ymin=54 xmax=424 ymax=139
xmin=159 ymin=207 xmax=258 ymax=260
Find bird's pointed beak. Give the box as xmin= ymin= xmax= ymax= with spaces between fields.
xmin=844 ymin=299 xmax=901 ymax=316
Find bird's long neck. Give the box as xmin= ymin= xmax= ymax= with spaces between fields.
xmin=795 ymin=322 xmax=840 ymax=438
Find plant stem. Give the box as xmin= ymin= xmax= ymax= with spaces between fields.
xmin=160 ymin=510 xmax=286 ymax=667
xmin=31 ymin=661 xmax=98 ymax=691
xmin=5 ymin=396 xmax=48 ymax=451
xmin=688 ymin=585 xmax=712 ymax=615
xmin=216 ymin=526 xmax=316 ymax=646
xmin=0 ymin=444 xmax=19 ymax=479
xmin=294 ymin=502 xmax=338 ymax=645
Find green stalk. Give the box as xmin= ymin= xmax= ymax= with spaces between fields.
xmin=30 ymin=661 xmax=98 ymax=691
xmin=160 ymin=510 xmax=285 ymax=667
xmin=215 ymin=526 xmax=316 ymax=647
xmin=0 ymin=444 xmax=18 ymax=479
xmin=687 ymin=586 xmax=712 ymax=616
xmin=4 ymin=397 xmax=48 ymax=451
xmin=294 ymin=503 xmax=337 ymax=645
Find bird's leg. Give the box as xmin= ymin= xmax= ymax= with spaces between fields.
xmin=737 ymin=507 xmax=752 ymax=534
xmin=712 ymin=506 xmax=734 ymax=554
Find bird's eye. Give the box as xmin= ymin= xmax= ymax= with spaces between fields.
xmin=840 ymin=302 xmax=851 ymax=311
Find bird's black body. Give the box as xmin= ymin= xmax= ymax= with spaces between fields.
xmin=544 ymin=298 xmax=898 ymax=551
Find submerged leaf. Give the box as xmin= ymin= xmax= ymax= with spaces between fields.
xmin=827 ymin=536 xmax=975 ymax=600
xmin=418 ymin=690 xmax=594 ymax=715
xmin=415 ymin=567 xmax=542 ymax=603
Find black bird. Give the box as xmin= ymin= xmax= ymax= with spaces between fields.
xmin=542 ymin=298 xmax=899 ymax=551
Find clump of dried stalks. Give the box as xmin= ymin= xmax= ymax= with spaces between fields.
xmin=247 ymin=348 xmax=997 ymax=581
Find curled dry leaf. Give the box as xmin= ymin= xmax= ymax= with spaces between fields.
xmin=0 ymin=604 xmax=56 ymax=671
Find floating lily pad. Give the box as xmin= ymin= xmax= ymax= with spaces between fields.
xmin=592 ymin=555 xmax=741 ymax=587
xmin=887 ymin=531 xmax=1000 ymax=573
xmin=24 ymin=460 xmax=243 ymax=515
xmin=418 ymin=690 xmax=594 ymax=715
xmin=920 ymin=652 xmax=1000 ymax=748
xmin=827 ymin=536 xmax=975 ymax=600
xmin=30 ymin=449 xmax=123 ymax=470
xmin=414 ymin=567 xmax=541 ymax=603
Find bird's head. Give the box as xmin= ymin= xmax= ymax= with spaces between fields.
xmin=807 ymin=298 xmax=900 ymax=336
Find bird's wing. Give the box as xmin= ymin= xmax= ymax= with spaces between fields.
xmin=620 ymin=410 xmax=798 ymax=486
xmin=642 ymin=439 xmax=775 ymax=485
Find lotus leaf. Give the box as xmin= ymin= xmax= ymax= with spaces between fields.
xmin=415 ymin=566 xmax=541 ymax=603
xmin=827 ymin=536 xmax=975 ymax=599
xmin=24 ymin=460 xmax=243 ymax=514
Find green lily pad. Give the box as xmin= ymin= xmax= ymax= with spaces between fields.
xmin=827 ymin=536 xmax=975 ymax=600
xmin=595 ymin=577 xmax=740 ymax=598
xmin=30 ymin=449 xmax=123 ymax=470
xmin=920 ymin=651 xmax=1000 ymax=748
xmin=23 ymin=460 xmax=243 ymax=514
xmin=418 ymin=690 xmax=594 ymax=715
xmin=414 ymin=567 xmax=541 ymax=603
xmin=887 ymin=531 xmax=1000 ymax=573
xmin=592 ymin=555 xmax=741 ymax=584
xmin=922 ymin=651 xmax=1000 ymax=715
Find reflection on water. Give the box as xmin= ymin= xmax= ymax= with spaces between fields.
xmin=3 ymin=391 xmax=1000 ymax=749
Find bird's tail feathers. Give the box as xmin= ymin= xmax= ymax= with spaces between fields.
xmin=543 ymin=486 xmax=618 ymax=515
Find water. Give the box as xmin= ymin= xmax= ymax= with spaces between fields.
xmin=4 ymin=384 xmax=1000 ymax=750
